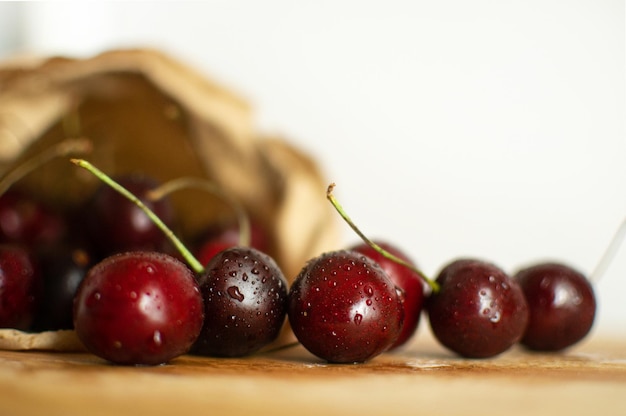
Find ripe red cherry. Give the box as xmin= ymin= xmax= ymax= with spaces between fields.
xmin=427 ymin=258 xmax=529 ymax=358
xmin=0 ymin=244 xmax=40 ymax=330
xmin=0 ymin=138 xmax=90 ymax=247
xmin=73 ymin=251 xmax=204 ymax=365
xmin=85 ymin=175 xmax=176 ymax=256
xmin=288 ymin=250 xmax=404 ymax=363
xmin=192 ymin=247 xmax=288 ymax=357
xmin=194 ymin=220 xmax=270 ymax=267
xmin=194 ymin=225 xmax=238 ymax=269
xmin=350 ymin=241 xmax=425 ymax=349
xmin=513 ymin=262 xmax=596 ymax=351
xmin=0 ymin=190 xmax=66 ymax=246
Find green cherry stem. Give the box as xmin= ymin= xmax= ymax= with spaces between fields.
xmin=70 ymin=158 xmax=205 ymax=275
xmin=146 ymin=177 xmax=251 ymax=248
xmin=326 ymin=183 xmax=440 ymax=294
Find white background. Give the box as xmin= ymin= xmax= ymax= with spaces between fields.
xmin=1 ymin=1 xmax=624 ymax=338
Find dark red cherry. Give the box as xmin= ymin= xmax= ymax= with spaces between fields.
xmin=288 ymin=250 xmax=404 ymax=363
xmin=427 ymin=258 xmax=529 ymax=358
xmin=0 ymin=190 xmax=66 ymax=246
xmin=31 ymin=245 xmax=93 ymax=331
xmin=514 ymin=262 xmax=596 ymax=351
xmin=73 ymin=251 xmax=204 ymax=365
xmin=0 ymin=244 xmax=40 ymax=330
xmin=350 ymin=241 xmax=425 ymax=349
xmin=85 ymin=175 xmax=176 ymax=256
xmin=192 ymin=247 xmax=288 ymax=357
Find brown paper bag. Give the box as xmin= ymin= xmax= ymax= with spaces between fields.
xmin=0 ymin=48 xmax=340 ymax=351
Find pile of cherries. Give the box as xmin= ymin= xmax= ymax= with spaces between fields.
xmin=0 ymin=158 xmax=597 ymax=366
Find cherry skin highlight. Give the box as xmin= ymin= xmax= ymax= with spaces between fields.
xmin=514 ymin=262 xmax=596 ymax=351
xmin=192 ymin=247 xmax=288 ymax=357
xmin=350 ymin=241 xmax=425 ymax=349
xmin=73 ymin=251 xmax=204 ymax=365
xmin=288 ymin=250 xmax=404 ymax=363
xmin=427 ymin=258 xmax=529 ymax=358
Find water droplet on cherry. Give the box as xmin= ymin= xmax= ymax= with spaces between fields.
xmin=227 ymin=286 xmax=245 ymax=302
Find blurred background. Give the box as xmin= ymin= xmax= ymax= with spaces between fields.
xmin=0 ymin=1 xmax=624 ymax=338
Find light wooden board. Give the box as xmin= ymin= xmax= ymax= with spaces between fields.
xmin=0 ymin=331 xmax=625 ymax=416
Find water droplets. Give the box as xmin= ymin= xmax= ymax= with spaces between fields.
xmin=354 ymin=313 xmax=363 ymax=325
xmin=139 ymin=261 xmax=156 ymax=275
xmin=490 ymin=311 xmax=501 ymax=323
xmin=152 ymin=330 xmax=162 ymax=346
xmin=227 ymin=286 xmax=245 ymax=302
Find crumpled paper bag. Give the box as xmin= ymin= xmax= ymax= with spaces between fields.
xmin=0 ymin=48 xmax=340 ymax=351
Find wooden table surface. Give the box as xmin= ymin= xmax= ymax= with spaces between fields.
xmin=0 ymin=330 xmax=625 ymax=416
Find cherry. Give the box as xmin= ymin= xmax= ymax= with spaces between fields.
xmin=351 ymin=241 xmax=425 ymax=350
xmin=31 ymin=245 xmax=94 ymax=331
xmin=191 ymin=247 xmax=288 ymax=357
xmin=73 ymin=251 xmax=204 ymax=365
xmin=513 ymin=262 xmax=596 ymax=351
xmin=0 ymin=138 xmax=92 ymax=247
xmin=0 ymin=190 xmax=67 ymax=246
xmin=322 ymin=183 xmax=436 ymax=356
xmin=288 ymin=250 xmax=404 ymax=363
xmin=135 ymin=172 xmax=288 ymax=357
xmin=427 ymin=258 xmax=529 ymax=358
xmin=85 ymin=174 xmax=177 ymax=257
xmin=72 ymin=159 xmax=287 ymax=362
xmin=0 ymin=244 xmax=40 ymax=330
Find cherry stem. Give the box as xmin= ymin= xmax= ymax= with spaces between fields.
xmin=0 ymin=138 xmax=93 ymax=196
xmin=589 ymin=217 xmax=626 ymax=283
xmin=146 ymin=177 xmax=251 ymax=247
xmin=70 ymin=159 xmax=205 ymax=275
xmin=326 ymin=183 xmax=440 ymax=293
